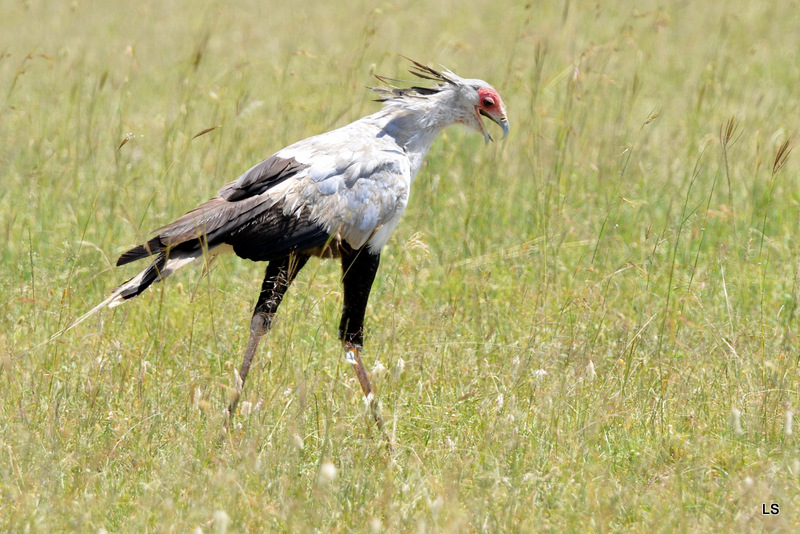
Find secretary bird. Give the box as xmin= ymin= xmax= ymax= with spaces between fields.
xmin=42 ymin=59 xmax=509 ymax=441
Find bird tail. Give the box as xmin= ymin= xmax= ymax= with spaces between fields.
xmin=18 ymin=250 xmax=202 ymax=356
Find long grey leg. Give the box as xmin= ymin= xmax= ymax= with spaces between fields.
xmin=339 ymin=246 xmax=393 ymax=451
xmin=228 ymin=253 xmax=308 ymax=417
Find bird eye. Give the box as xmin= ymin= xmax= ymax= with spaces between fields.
xmin=482 ymin=96 xmax=495 ymax=107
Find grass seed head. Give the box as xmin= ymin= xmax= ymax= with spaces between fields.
xmin=772 ymin=138 xmax=792 ymax=175
xmin=719 ymin=116 xmax=740 ymax=150
xmin=372 ymin=361 xmax=387 ymax=376
xmin=319 ymin=462 xmax=338 ymax=484
xmin=292 ymin=434 xmax=304 ymax=450
xmin=212 ymin=510 xmax=230 ymax=534
xmin=731 ymin=408 xmax=744 ymax=435
xmin=586 ymin=360 xmax=596 ymax=381
xmin=392 ymin=357 xmax=406 ymax=378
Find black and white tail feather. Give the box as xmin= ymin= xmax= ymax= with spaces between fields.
xmin=21 ymin=247 xmax=206 ymax=356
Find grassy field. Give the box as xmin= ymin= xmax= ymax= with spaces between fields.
xmin=2 ymin=0 xmax=800 ymax=531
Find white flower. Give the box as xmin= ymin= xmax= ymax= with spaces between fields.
xmin=586 ymin=360 xmax=596 ymax=380
xmin=212 ymin=510 xmax=230 ymax=534
xmin=372 ymin=361 xmax=387 ymax=376
xmin=429 ymin=495 xmax=444 ymax=518
xmin=392 ymin=357 xmax=406 ymax=378
xmin=318 ymin=462 xmax=338 ymax=484
xmin=731 ymin=408 xmax=744 ymax=435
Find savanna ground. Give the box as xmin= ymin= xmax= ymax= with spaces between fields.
xmin=2 ymin=0 xmax=800 ymax=532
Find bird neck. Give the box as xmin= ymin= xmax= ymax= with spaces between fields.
xmin=370 ymin=91 xmax=463 ymax=175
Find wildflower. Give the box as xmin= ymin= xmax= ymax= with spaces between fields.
xmin=586 ymin=360 xmax=596 ymax=381
xmin=393 ymin=357 xmax=406 ymax=378
xmin=731 ymin=408 xmax=744 ymax=435
xmin=429 ymin=495 xmax=444 ymax=518
xmin=372 ymin=361 xmax=387 ymax=376
xmin=212 ymin=510 xmax=230 ymax=534
xmin=319 ymin=462 xmax=338 ymax=484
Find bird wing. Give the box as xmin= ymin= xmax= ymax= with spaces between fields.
xmin=276 ymin=130 xmax=412 ymax=252
xmin=115 ymin=153 xmax=311 ymax=265
xmin=117 ymin=122 xmax=411 ymax=265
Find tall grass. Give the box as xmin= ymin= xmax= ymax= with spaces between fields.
xmin=2 ymin=0 xmax=800 ymax=531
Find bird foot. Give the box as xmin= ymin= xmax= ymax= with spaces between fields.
xmin=226 ymin=369 xmax=244 ymax=420
xmin=344 ymin=343 xmax=395 ymax=454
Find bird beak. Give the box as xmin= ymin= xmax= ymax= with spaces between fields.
xmin=479 ymin=109 xmax=510 ymax=143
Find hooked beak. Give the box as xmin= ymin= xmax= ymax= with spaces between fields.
xmin=479 ymin=109 xmax=510 ymax=143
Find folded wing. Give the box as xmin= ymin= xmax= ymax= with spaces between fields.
xmin=115 ymin=128 xmax=411 ymax=300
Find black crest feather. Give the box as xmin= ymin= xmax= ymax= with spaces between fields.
xmin=403 ymin=56 xmax=456 ymax=85
xmin=372 ymin=57 xmax=456 ymax=102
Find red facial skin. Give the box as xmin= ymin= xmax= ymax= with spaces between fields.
xmin=473 ymin=87 xmax=507 ymax=141
xmin=477 ymin=87 xmax=504 ymax=116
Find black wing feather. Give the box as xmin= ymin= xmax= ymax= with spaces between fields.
xmin=223 ymin=200 xmax=331 ymax=262
xmin=116 ymin=154 xmax=326 ymax=266
xmin=220 ymin=155 xmax=307 ymax=201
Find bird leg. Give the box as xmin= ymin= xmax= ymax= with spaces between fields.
xmin=344 ymin=342 xmax=373 ymax=398
xmin=228 ymin=253 xmax=308 ymax=418
xmin=344 ymin=341 xmax=391 ymax=447
xmin=339 ymin=246 xmax=393 ymax=450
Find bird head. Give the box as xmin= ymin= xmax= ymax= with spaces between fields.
xmin=374 ymin=58 xmax=509 ymax=144
xmin=454 ymin=79 xmax=510 ymax=144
